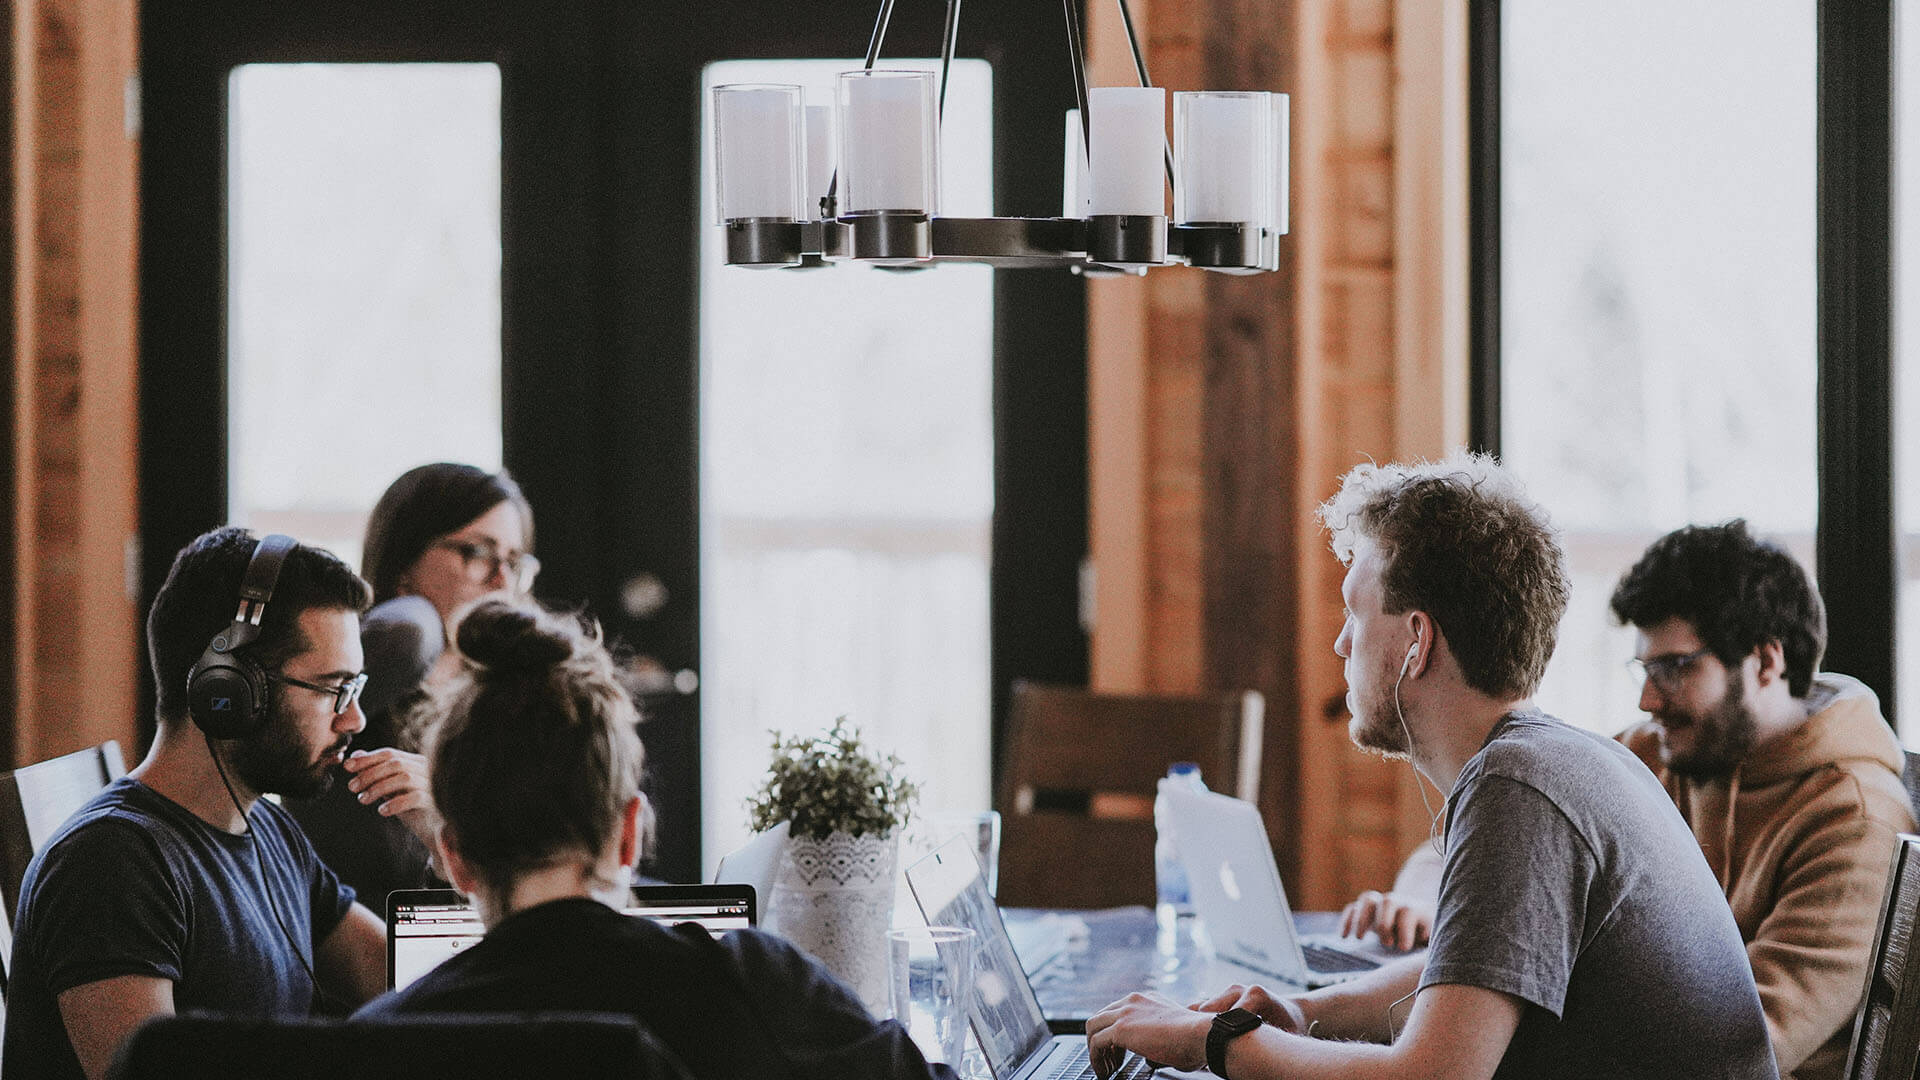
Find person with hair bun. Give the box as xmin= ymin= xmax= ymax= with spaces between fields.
xmin=289 ymin=463 xmax=537 ymax=914
xmin=355 ymin=599 xmax=958 ymax=1080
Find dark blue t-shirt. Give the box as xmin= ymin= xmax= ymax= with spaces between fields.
xmin=358 ymin=897 xmax=957 ymax=1080
xmin=2 ymin=777 xmax=357 ymax=1080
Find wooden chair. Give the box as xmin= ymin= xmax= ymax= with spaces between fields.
xmin=1843 ymin=834 xmax=1920 ymax=1080
xmin=0 ymin=740 xmax=128 ymax=921
xmin=993 ymin=681 xmax=1263 ymax=909
xmin=108 ymin=1013 xmax=692 ymax=1080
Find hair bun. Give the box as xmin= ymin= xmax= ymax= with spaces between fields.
xmin=455 ymin=600 xmax=574 ymax=673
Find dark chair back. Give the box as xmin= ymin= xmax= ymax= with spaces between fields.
xmin=0 ymin=740 xmax=128 ymax=922
xmin=994 ymin=680 xmax=1263 ymax=909
xmin=108 ymin=1012 xmax=693 ymax=1080
xmin=1844 ymin=834 xmax=1920 ymax=1080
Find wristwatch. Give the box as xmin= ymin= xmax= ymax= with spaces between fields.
xmin=1207 ymin=1007 xmax=1264 ymax=1078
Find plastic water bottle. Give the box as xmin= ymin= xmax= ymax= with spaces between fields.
xmin=1154 ymin=762 xmax=1208 ymax=959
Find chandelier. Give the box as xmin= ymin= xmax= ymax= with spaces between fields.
xmin=709 ymin=0 xmax=1288 ymax=274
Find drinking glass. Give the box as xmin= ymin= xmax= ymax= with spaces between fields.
xmin=888 ymin=925 xmax=975 ymax=1068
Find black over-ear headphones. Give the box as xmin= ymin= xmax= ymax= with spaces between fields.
xmin=187 ymin=533 xmax=297 ymax=740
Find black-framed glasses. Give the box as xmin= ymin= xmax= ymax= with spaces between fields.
xmin=1626 ymin=647 xmax=1715 ymax=695
xmin=432 ymin=539 xmax=540 ymax=593
xmin=266 ymin=670 xmax=368 ymax=715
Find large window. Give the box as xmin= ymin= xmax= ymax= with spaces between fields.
xmin=227 ymin=63 xmax=503 ymax=568
xmin=1498 ymin=2 xmax=1818 ymax=734
xmin=697 ymin=59 xmax=996 ymax=873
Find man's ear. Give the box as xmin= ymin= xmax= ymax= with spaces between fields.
xmin=1754 ymin=640 xmax=1787 ymax=686
xmin=618 ymin=794 xmax=645 ymax=871
xmin=436 ymin=825 xmax=480 ymax=896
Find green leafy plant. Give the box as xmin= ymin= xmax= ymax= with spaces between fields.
xmin=747 ymin=719 xmax=919 ymax=841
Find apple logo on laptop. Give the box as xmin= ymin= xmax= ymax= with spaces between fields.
xmin=1218 ymin=860 xmax=1242 ymax=902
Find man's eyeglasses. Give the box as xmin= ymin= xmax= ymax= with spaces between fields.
xmin=266 ymin=670 xmax=368 ymax=715
xmin=433 ymin=539 xmax=540 ymax=593
xmin=1626 ymin=647 xmax=1715 ymax=695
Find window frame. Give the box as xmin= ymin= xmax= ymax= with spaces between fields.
xmin=1469 ymin=0 xmax=1900 ymax=725
xmin=138 ymin=0 xmax=1089 ymax=880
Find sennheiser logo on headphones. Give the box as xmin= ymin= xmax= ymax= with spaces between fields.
xmin=213 ymin=697 xmax=232 ymax=712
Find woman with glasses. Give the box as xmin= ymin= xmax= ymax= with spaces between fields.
xmin=355 ymin=600 xmax=956 ymax=1079
xmin=288 ymin=462 xmax=538 ymax=914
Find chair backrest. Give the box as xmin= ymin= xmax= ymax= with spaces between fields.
xmin=108 ymin=1012 xmax=693 ymax=1080
xmin=1901 ymin=751 xmax=1920 ymax=825
xmin=0 ymin=740 xmax=128 ymax=921
xmin=993 ymin=681 xmax=1263 ymax=909
xmin=1844 ymin=834 xmax=1920 ymax=1080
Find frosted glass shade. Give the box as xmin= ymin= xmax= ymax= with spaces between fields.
xmin=1269 ymin=94 xmax=1290 ymax=234
xmin=1174 ymin=91 xmax=1271 ymax=225
xmin=838 ymin=70 xmax=939 ymax=215
xmin=805 ymin=104 xmax=836 ymax=219
xmin=712 ymin=84 xmax=807 ymax=222
xmin=1062 ymin=109 xmax=1091 ymax=218
xmin=1089 ymin=87 xmax=1165 ymax=216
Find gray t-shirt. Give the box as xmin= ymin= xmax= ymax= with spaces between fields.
xmin=1421 ymin=710 xmax=1777 ymax=1080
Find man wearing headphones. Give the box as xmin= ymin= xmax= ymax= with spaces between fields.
xmin=2 ymin=528 xmax=435 ymax=1080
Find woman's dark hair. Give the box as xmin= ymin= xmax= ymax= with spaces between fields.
xmin=422 ymin=600 xmax=644 ymax=899
xmin=1609 ymin=520 xmax=1826 ymax=697
xmin=361 ymin=463 xmax=535 ymax=604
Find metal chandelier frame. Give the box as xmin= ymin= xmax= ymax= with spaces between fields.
xmin=721 ymin=0 xmax=1285 ymax=274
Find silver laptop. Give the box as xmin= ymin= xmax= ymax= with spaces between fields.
xmin=385 ymin=884 xmax=756 ymax=991
xmin=1164 ymin=786 xmax=1383 ymax=989
xmin=906 ymin=838 xmax=1153 ymax=1080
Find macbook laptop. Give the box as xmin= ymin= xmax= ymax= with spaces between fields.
xmin=711 ymin=821 xmax=787 ymax=899
xmin=905 ymin=837 xmax=1153 ymax=1080
xmin=1163 ymin=786 xmax=1385 ymax=988
xmin=385 ymin=883 xmax=756 ymax=991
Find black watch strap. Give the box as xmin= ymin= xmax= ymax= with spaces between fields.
xmin=1207 ymin=1007 xmax=1264 ymax=1078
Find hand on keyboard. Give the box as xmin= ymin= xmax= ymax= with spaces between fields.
xmin=1191 ymin=983 xmax=1309 ymax=1034
xmin=1084 ymin=991 xmax=1214 ymax=1078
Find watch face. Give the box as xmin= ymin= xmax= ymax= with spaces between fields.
xmin=1217 ymin=1007 xmax=1263 ymax=1035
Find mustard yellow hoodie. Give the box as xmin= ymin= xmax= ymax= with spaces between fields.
xmin=1622 ymin=673 xmax=1916 ymax=1080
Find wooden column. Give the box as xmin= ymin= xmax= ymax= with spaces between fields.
xmin=1084 ymin=0 xmax=1467 ymax=908
xmin=8 ymin=0 xmax=141 ymax=767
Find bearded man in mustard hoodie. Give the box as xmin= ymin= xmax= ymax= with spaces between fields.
xmin=1608 ymin=520 xmax=1914 ymax=1080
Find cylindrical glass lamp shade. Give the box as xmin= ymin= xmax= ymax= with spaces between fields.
xmin=712 ymin=84 xmax=807 ymax=222
xmin=1089 ymin=87 xmax=1166 ymax=217
xmin=837 ymin=70 xmax=939 ymax=216
xmin=1062 ymin=109 xmax=1091 ymax=218
xmin=805 ymin=104 xmax=836 ymax=219
xmin=1174 ymin=91 xmax=1271 ymax=225
xmin=1269 ymin=94 xmax=1290 ymax=235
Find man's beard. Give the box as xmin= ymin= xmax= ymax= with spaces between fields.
xmin=1348 ymin=670 xmax=1412 ymax=761
xmin=229 ymin=693 xmax=346 ymax=800
xmin=1659 ymin=675 xmax=1758 ymax=779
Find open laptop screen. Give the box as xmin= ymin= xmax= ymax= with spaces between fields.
xmin=386 ymin=884 xmax=757 ymax=991
xmin=905 ymin=837 xmax=1053 ymax=1079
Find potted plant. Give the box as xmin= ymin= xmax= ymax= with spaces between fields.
xmin=747 ymin=719 xmax=919 ymax=1014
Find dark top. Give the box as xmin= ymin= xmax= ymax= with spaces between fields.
xmin=1422 ymin=711 xmax=1778 ymax=1080
xmin=286 ymin=594 xmax=442 ymax=911
xmin=2 ymin=777 xmax=357 ymax=1080
xmin=356 ymin=897 xmax=959 ymax=1080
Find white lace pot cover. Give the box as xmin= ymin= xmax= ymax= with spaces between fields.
xmin=765 ymin=829 xmax=899 ymax=1016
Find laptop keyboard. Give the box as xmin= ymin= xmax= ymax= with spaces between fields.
xmin=1301 ymin=941 xmax=1379 ymax=974
xmin=1040 ymin=1044 xmax=1154 ymax=1080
